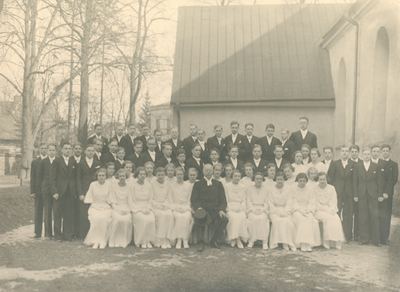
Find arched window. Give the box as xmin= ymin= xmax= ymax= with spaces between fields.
xmin=371 ymin=27 xmax=389 ymax=142
xmin=336 ymin=58 xmax=346 ymax=146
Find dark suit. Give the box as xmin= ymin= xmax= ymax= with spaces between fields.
xmin=289 ymin=130 xmax=318 ymax=150
xmin=139 ymin=151 xmax=162 ymax=167
xmin=87 ymin=135 xmax=109 ymax=154
xmin=247 ymin=158 xmax=269 ymax=176
xmin=120 ymin=134 xmax=137 ymax=158
xmin=282 ymin=140 xmax=296 ymax=163
xmin=223 ymin=158 xmax=244 ymax=175
xmin=155 ymin=141 xmax=163 ymax=154
xmin=224 ymin=134 xmax=246 ymax=160
xmin=114 ymin=160 xmax=125 ymax=173
xmin=378 ymin=159 xmax=398 ymax=243
xmin=206 ymin=136 xmax=225 ymax=162
xmin=101 ymin=151 xmax=116 ymax=166
xmin=197 ymin=142 xmax=209 ymax=162
xmin=270 ymin=158 xmax=289 ymax=172
xmin=155 ymin=156 xmax=175 ymax=168
xmin=259 ymin=136 xmax=282 ymax=162
xmin=191 ymin=178 xmax=228 ymax=243
xmin=174 ymin=161 xmax=188 ymax=181
xmin=36 ymin=157 xmax=54 ymax=237
xmin=350 ymin=158 xmax=363 ymax=239
xmin=94 ymin=152 xmax=102 ymax=163
xmin=126 ymin=152 xmax=141 ymax=168
xmin=183 ymin=136 xmax=197 ymax=160
xmin=31 ymin=157 xmax=43 ymax=237
xmin=76 ymin=158 xmax=101 ymax=239
xmin=186 ymin=157 xmax=204 ymax=180
xmin=242 ymin=136 xmax=260 ymax=162
xmin=165 ymin=138 xmax=184 ymax=160
xmin=136 ymin=135 xmax=149 ymax=153
xmin=113 ymin=135 xmax=125 ymax=147
xmin=50 ymin=156 xmax=77 ymax=241
xmin=328 ymin=159 xmax=356 ymax=241
xmin=72 ymin=155 xmax=83 ymax=238
xmin=353 ymin=162 xmax=384 ymax=245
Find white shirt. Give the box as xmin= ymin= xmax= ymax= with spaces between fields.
xmin=194 ymin=157 xmax=201 ymax=165
xmin=275 ymin=158 xmax=283 ymax=169
xmin=364 ymin=161 xmax=371 ymax=171
xmin=86 ymin=157 xmax=93 ymax=168
xmin=253 ymin=157 xmax=261 ymax=167
xmin=341 ymin=159 xmax=348 ymax=169
xmin=217 ymin=137 xmax=222 ymax=145
xmin=112 ymin=152 xmax=117 ymax=160
xmin=231 ymin=133 xmax=238 ymax=144
xmin=266 ymin=136 xmax=273 ymax=145
xmin=231 ymin=158 xmax=238 ymax=169
xmin=117 ymin=159 xmax=124 ymax=165
xmin=324 ymin=159 xmax=332 ymax=170
xmin=116 ymin=135 xmax=123 ymax=143
xmin=157 ymin=141 xmax=162 ymax=150
xmin=40 ymin=155 xmax=47 ymax=160
xmin=145 ymin=136 xmax=150 ymax=141
xmin=95 ymin=151 xmax=101 ymax=159
xmin=129 ymin=134 xmax=135 ymax=144
xmin=165 ymin=156 xmax=172 ymax=163
xmin=49 ymin=156 xmax=55 ymax=164
xmin=191 ymin=136 xmax=197 ymax=142
xmin=63 ymin=156 xmax=69 ymax=166
xmin=351 ymin=158 xmax=359 ymax=163
xmin=247 ymin=135 xmax=253 ymax=143
xmin=148 ymin=150 xmax=156 ymax=161
xmin=179 ymin=162 xmax=185 ymax=169
xmin=302 ymin=157 xmax=309 ymax=165
xmin=74 ymin=155 xmax=81 ymax=163
xmin=205 ymin=176 xmax=213 ymax=186
xmin=172 ymin=139 xmax=178 ymax=147
xmin=198 ymin=140 xmax=205 ymax=151
xmin=301 ymin=129 xmax=308 ymax=140
xmin=211 ymin=160 xmax=218 ymax=166
xmin=371 ymin=158 xmax=379 ymax=164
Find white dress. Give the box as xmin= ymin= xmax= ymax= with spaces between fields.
xmin=151 ymin=180 xmax=174 ymax=245
xmin=220 ymin=178 xmax=232 ymax=187
xmin=169 ymin=181 xmax=194 ymax=241
xmin=240 ymin=177 xmax=254 ymax=188
xmin=269 ymin=185 xmax=296 ymax=249
xmin=225 ymin=182 xmax=248 ymax=241
xmin=129 ymin=180 xmax=156 ymax=246
xmin=263 ymin=178 xmax=275 ymax=190
xmin=165 ymin=176 xmax=177 ymax=185
xmin=285 ymin=177 xmax=297 ymax=188
xmin=245 ymin=185 xmax=270 ymax=242
xmin=306 ymin=162 xmax=326 ymax=173
xmin=307 ymin=180 xmax=318 ymax=189
xmin=313 ymin=184 xmax=345 ymax=244
xmin=108 ymin=183 xmax=133 ymax=248
xmin=146 ymin=176 xmax=157 ymax=184
xmin=292 ymin=185 xmax=321 ymax=247
xmin=83 ymin=181 xmax=112 ymax=246
xmin=292 ymin=163 xmax=308 ymax=177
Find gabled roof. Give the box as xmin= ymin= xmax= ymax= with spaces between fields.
xmin=171 ymin=4 xmax=350 ymax=106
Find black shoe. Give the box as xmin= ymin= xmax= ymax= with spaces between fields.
xmin=33 ymin=235 xmax=41 ymax=239
xmin=373 ymin=243 xmax=381 ymax=247
xmin=210 ymin=240 xmax=222 ymax=249
xmin=381 ymin=240 xmax=389 ymax=245
xmin=197 ymin=241 xmax=204 ymax=252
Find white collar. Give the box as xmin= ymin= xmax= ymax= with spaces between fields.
xmin=232 ymin=133 xmax=238 ymax=138
xmin=266 ymin=135 xmax=273 ymax=141
xmin=63 ymin=156 xmax=69 ymax=161
xmin=49 ymin=156 xmax=55 ymax=162
xmin=205 ymin=176 xmax=213 ymax=186
xmin=164 ymin=155 xmax=171 ymax=161
xmin=301 ymin=129 xmax=308 ymax=135
xmin=371 ymin=158 xmax=379 ymax=164
xmin=254 ymin=157 xmax=261 ymax=161
xmin=95 ymin=134 xmax=102 ymax=139
xmin=231 ymin=157 xmax=237 ymax=161
xmin=40 ymin=155 xmax=47 ymax=160
xmin=384 ymin=158 xmax=390 ymax=161
xmin=246 ymin=135 xmax=252 ymax=139
xmin=193 ymin=156 xmax=201 ymax=161
xmin=341 ymin=159 xmax=348 ymax=163
xmin=86 ymin=157 xmax=93 ymax=161
xmin=275 ymin=157 xmax=282 ymax=162
xmin=148 ymin=150 xmax=156 ymax=154
xmin=364 ymin=160 xmax=371 ymax=165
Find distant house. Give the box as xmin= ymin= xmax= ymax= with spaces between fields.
xmin=151 ymin=103 xmax=173 ymax=141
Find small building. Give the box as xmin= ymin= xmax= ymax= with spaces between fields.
xmin=151 ymin=103 xmax=173 ymax=141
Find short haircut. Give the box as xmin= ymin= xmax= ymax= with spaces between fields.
xmin=315 ymin=171 xmax=330 ymax=183
xmin=105 ymin=162 xmax=115 ymax=169
xmin=274 ymin=145 xmax=283 ymax=151
xmin=175 ymin=166 xmax=185 ymax=174
xmin=310 ymin=148 xmax=321 ymax=157
xmin=214 ymin=124 xmax=222 ymax=130
xmin=188 ymin=167 xmax=198 ymax=175
xmin=301 ymin=144 xmax=311 ymax=150
xmin=73 ymin=142 xmax=82 ymax=148
xmin=147 ymin=137 xmax=156 ymax=143
xmin=134 ymin=167 xmax=146 ymax=178
xmin=108 ymin=138 xmax=118 ymax=145
xmin=171 ymin=127 xmax=179 ymax=132
xmin=282 ymin=163 xmax=294 ymax=172
xmin=229 ymin=145 xmax=239 ymax=151
xmin=254 ymin=172 xmax=265 ymax=181
xmin=213 ymin=163 xmax=222 ymax=171
xmin=299 ymin=116 xmax=309 ymax=122
xmin=189 ymin=124 xmax=197 ymax=129
xmin=176 ymin=149 xmax=186 ymax=156
xmin=191 ymin=143 xmax=201 ymax=150
xmin=128 ymin=124 xmax=135 ymax=129
xmin=134 ymin=140 xmax=143 ymax=146
xmin=252 ymin=144 xmax=262 ymax=152
xmin=295 ymin=173 xmax=308 ymax=183
xmin=265 ymin=123 xmax=275 ymax=130
xmin=244 ymin=163 xmax=255 ymax=171
xmin=341 ymin=145 xmax=350 ymax=150
xmin=307 ymin=166 xmax=318 ymax=179
xmin=275 ymin=171 xmax=285 ymax=179
xmin=85 ymin=144 xmax=95 ymax=150
xmin=155 ymin=167 xmax=165 ymax=174
xmin=381 ymin=144 xmax=391 ymax=151
xmin=115 ymin=168 xmax=127 ymax=179
xmin=209 ymin=148 xmax=220 ymax=155
xmin=144 ymin=161 xmax=155 ymax=169
xmin=61 ymin=141 xmax=71 ymax=148
xmin=124 ymin=161 xmax=134 ymax=169
xmin=230 ymin=121 xmax=239 ymax=127
xmin=323 ymin=146 xmax=333 ymax=152
xmin=362 ymin=147 xmax=371 ymax=153
xmin=95 ymin=168 xmax=107 ymax=179
xmin=117 ymin=147 xmax=125 ymax=153
xmin=39 ymin=142 xmax=47 ymax=147
xmin=245 ymin=122 xmax=254 ymax=128
xmin=93 ymin=138 xmax=103 ymax=144
xmin=196 ymin=129 xmax=205 ymax=135
xmin=370 ymin=144 xmax=381 ymax=151
xmin=141 ymin=124 xmax=149 ymax=129
xmin=266 ymin=163 xmax=276 ymax=171
xmin=154 ymin=129 xmax=162 ymax=135
xmin=281 ymin=129 xmax=290 ymax=134
xmin=94 ymin=123 xmax=102 ymax=129
xmin=349 ymin=144 xmax=360 ymax=152
xmin=47 ymin=143 xmax=57 ymax=149
xmin=162 ymin=143 xmax=172 ymax=150
xmin=165 ymin=163 xmax=176 ymax=172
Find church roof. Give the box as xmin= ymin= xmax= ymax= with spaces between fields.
xmin=171 ymin=4 xmax=350 ymax=106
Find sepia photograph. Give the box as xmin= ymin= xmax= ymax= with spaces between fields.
xmin=0 ymin=0 xmax=399 ymax=291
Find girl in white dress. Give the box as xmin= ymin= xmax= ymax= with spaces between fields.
xmin=269 ymin=171 xmax=296 ymax=251
xmin=212 ymin=163 xmax=223 ymax=181
xmin=313 ymin=172 xmax=345 ymax=249
xmin=245 ymin=172 xmax=270 ymax=249
xmin=225 ymin=170 xmax=248 ymax=248
xmin=151 ymin=167 xmax=174 ymax=249
xmin=306 ymin=148 xmax=325 ymax=173
xmin=283 ymin=163 xmax=296 ymax=187
xmin=292 ymin=151 xmax=307 ymax=178
xmin=292 ymin=173 xmax=321 ymax=252
xmin=307 ymin=166 xmax=319 ymax=188
xmin=108 ymin=169 xmax=133 ymax=248
xmin=170 ymin=167 xmax=193 ymax=249
xmin=221 ymin=164 xmax=233 ymax=186
xmin=264 ymin=163 xmax=276 ymax=189
xmin=83 ymin=168 xmax=112 ymax=249
xmin=129 ymin=167 xmax=156 ymax=248
xmin=165 ymin=163 xmax=177 ymax=185
xmin=124 ymin=161 xmax=135 ymax=185
xmin=240 ymin=163 xmax=254 ymax=187
xmin=144 ymin=161 xmax=156 ymax=184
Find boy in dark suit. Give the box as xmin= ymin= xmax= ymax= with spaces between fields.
xmin=281 ymin=129 xmax=296 ymax=163
xmin=207 ymin=148 xmax=221 ymax=166
xmin=289 ymin=116 xmax=318 ymax=150
xmin=322 ymin=146 xmax=334 ymax=173
xmin=350 ymin=145 xmax=363 ymax=164
xmin=327 ymin=145 xmax=356 ymax=242
xmin=93 ymin=138 xmax=104 ymax=162
xmin=136 ymin=124 xmax=150 ymax=153
xmin=379 ymin=144 xmax=398 ymax=245
xmin=114 ymin=147 xmax=126 ymax=173
xmin=353 ymin=147 xmax=384 ymax=246
xmin=259 ymin=124 xmax=281 ymax=162
xmin=87 ymin=123 xmax=108 ymax=154
xmin=31 ymin=142 xmax=48 ymax=238
xmin=50 ymin=142 xmax=77 ymax=242
xmin=120 ymin=124 xmax=137 ymax=158
xmin=76 ymin=145 xmax=101 ymax=239
xmin=207 ymin=125 xmax=225 ymax=162
xmin=196 ymin=129 xmax=209 ymax=162
xmin=271 ymin=145 xmax=288 ymax=171
xmin=242 ymin=123 xmax=260 ymax=162
xmin=165 ymin=127 xmax=184 ymax=160
xmin=113 ymin=125 xmax=125 ymax=146
xmin=349 ymin=144 xmax=362 ymax=240
xmin=155 ymin=143 xmax=175 ymax=168
xmin=126 ymin=140 xmax=143 ymax=168
xmin=223 ymin=145 xmax=244 ymax=175
xmin=224 ymin=121 xmax=245 ymax=161
xmin=174 ymin=149 xmax=188 ymax=180
xmin=139 ymin=137 xmax=161 ymax=166
xmin=247 ymin=144 xmax=268 ymax=175
xmin=186 ymin=143 xmax=204 ymax=179
xmin=183 ymin=124 xmax=198 ymax=160
xmin=72 ymin=142 xmax=83 ymax=164
xmin=154 ymin=129 xmax=163 ymax=153
xmin=36 ymin=143 xmax=57 ymax=238
xmin=101 ymin=139 xmax=118 ymax=166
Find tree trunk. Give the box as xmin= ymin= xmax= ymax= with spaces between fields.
xmin=129 ymin=65 xmax=136 ymax=125
xmin=100 ymin=40 xmax=105 ymax=124
xmin=67 ymin=0 xmax=75 ymax=140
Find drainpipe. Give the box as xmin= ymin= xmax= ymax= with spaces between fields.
xmin=343 ymin=11 xmax=359 ymax=145
xmin=175 ymin=102 xmax=181 ymax=135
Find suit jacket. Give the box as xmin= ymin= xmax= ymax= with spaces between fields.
xmin=30 ymin=157 xmax=42 ymax=194
xmin=206 ymin=136 xmax=226 ymax=162
xmin=281 ymin=140 xmax=296 ymax=163
xmin=77 ymin=158 xmax=101 ymax=197
xmin=327 ymin=159 xmax=356 ymax=197
xmin=139 ymin=151 xmax=162 ymax=166
xmin=289 ymin=130 xmax=318 ymax=150
xmin=223 ymin=158 xmax=244 ymax=174
xmin=126 ymin=152 xmax=142 ymax=168
xmin=155 ymin=156 xmax=176 ymax=168
xmin=50 ymin=157 xmax=77 ymax=197
xmin=351 ymin=158 xmax=363 ymax=164
xmin=241 ymin=135 xmax=260 ymax=162
xmin=113 ymin=135 xmax=125 ymax=147
xmin=247 ymin=158 xmax=269 ymax=175
xmin=94 ymin=152 xmax=102 ymax=163
xmin=191 ymin=178 xmax=227 ymax=216
xmin=36 ymin=157 xmax=53 ymax=195
xmin=375 ymin=159 xmax=393 ymax=195
xmin=269 ymin=158 xmax=289 ymax=171
xmin=224 ymin=133 xmax=246 ymax=160
xmin=136 ymin=135 xmax=149 ymax=153
xmin=183 ymin=136 xmax=198 ymax=160
xmin=186 ymin=156 xmax=204 ymax=179
xmin=174 ymin=161 xmax=189 ymax=180
xmin=384 ymin=159 xmax=398 ymax=196
xmin=197 ymin=141 xmax=209 ymax=162
xmin=259 ymin=136 xmax=282 ymax=162
xmin=353 ymin=162 xmax=384 ymax=199
xmin=120 ymin=134 xmax=138 ymax=158
xmin=114 ymin=160 xmax=125 ymax=173
xmin=101 ymin=151 xmax=116 ymax=166
xmin=165 ymin=138 xmax=184 ymax=160
xmin=155 ymin=141 xmax=163 ymax=153
xmin=87 ymin=135 xmax=109 ymax=154
xmin=72 ymin=154 xmax=84 ymax=164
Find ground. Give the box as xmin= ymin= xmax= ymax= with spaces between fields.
xmin=0 ymin=184 xmax=399 ymax=292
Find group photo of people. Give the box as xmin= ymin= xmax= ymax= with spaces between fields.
xmin=30 ymin=116 xmax=398 ymax=253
